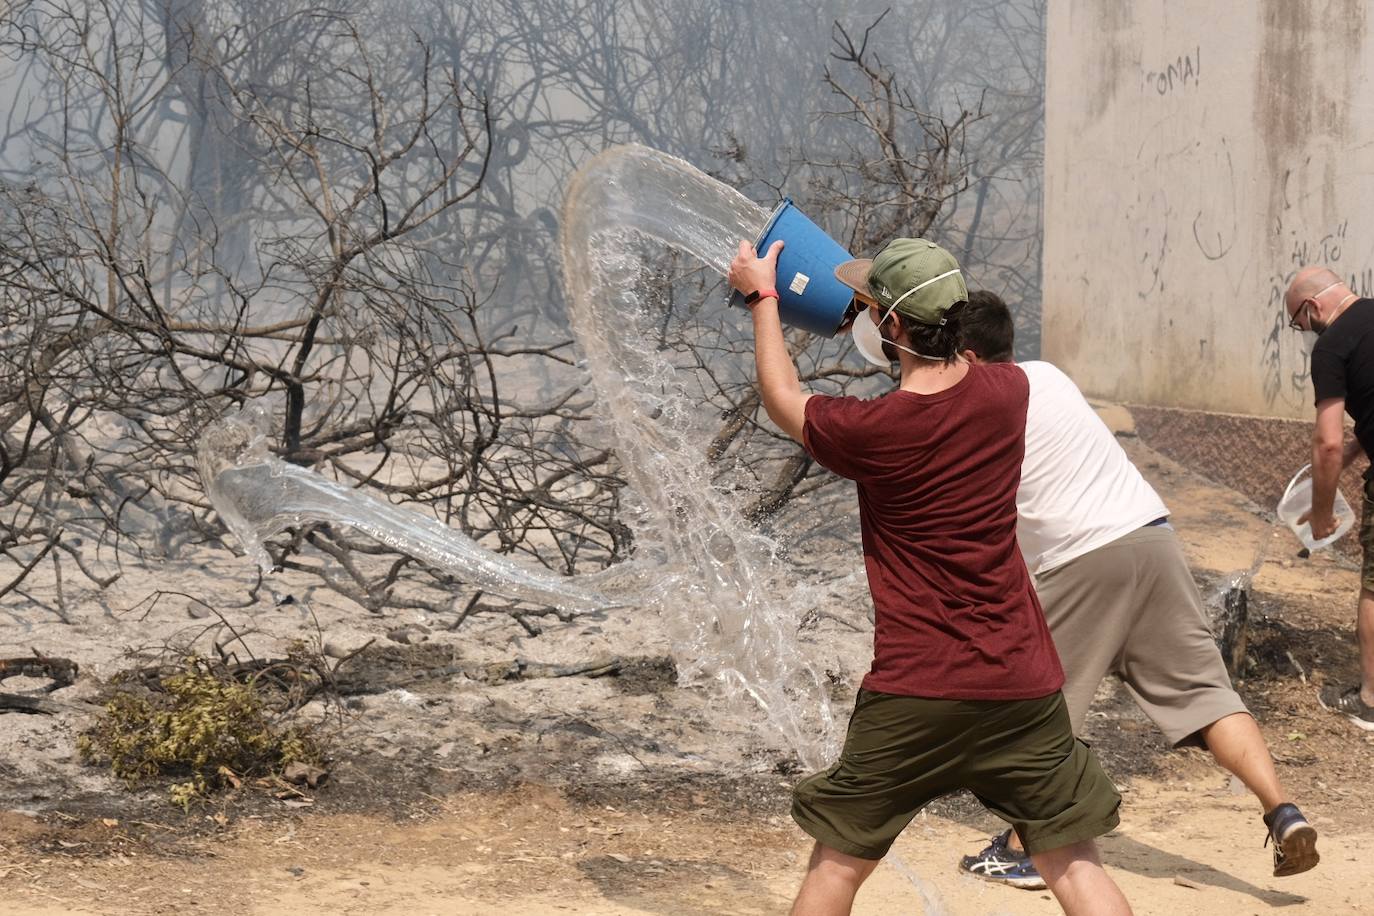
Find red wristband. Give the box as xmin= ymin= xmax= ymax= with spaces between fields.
xmin=744 ymin=288 xmax=779 ymax=306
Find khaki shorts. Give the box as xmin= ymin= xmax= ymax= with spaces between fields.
xmin=791 ymin=689 xmax=1121 ymax=859
xmin=1035 ymin=525 xmax=1248 ymax=748
xmin=1360 ymin=477 xmax=1374 ymax=593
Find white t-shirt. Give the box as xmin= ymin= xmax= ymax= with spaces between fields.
xmin=1017 ymin=361 xmax=1169 ymax=574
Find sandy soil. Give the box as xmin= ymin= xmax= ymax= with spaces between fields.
xmin=1 ymin=777 xmax=1370 ymax=916
xmin=2 ymin=406 xmax=1373 ymax=915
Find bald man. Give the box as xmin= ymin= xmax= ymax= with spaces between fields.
xmin=1284 ymin=267 xmax=1374 ymax=729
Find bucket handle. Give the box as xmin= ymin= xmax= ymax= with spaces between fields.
xmin=1280 ymin=463 xmax=1312 ymax=506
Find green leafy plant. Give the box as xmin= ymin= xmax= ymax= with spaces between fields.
xmin=79 ymin=656 xmax=323 ymax=808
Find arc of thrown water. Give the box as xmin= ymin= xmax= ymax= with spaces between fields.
xmin=559 ymin=144 xmax=838 ymax=767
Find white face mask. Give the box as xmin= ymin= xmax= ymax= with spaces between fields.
xmin=850 ymin=305 xmax=949 ymax=366
xmin=851 ymin=306 xmax=901 ymax=366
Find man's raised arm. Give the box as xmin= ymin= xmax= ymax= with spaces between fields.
xmin=727 ymin=239 xmax=812 ymax=443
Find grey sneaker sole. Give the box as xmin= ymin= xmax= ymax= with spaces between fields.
xmin=1275 ymin=824 xmax=1320 ymax=877
xmin=1317 ymin=691 xmax=1374 ymax=731
xmin=1347 ymin=714 xmax=1374 ymax=732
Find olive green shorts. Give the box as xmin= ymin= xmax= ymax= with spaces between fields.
xmin=1360 ymin=477 xmax=1374 ymax=593
xmin=792 ymin=689 xmax=1120 ymax=860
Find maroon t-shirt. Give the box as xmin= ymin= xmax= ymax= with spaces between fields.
xmin=802 ymin=362 xmax=1064 ymax=700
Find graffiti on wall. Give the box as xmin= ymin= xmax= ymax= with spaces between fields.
xmin=1142 ymin=46 xmax=1201 ymax=97
xmin=1127 ymin=48 xmax=1237 ymax=317
xmin=1191 ymin=139 xmax=1238 ymax=262
xmin=1128 ymin=40 xmax=1362 ymax=415
xmin=1259 ymin=219 xmax=1374 ymax=409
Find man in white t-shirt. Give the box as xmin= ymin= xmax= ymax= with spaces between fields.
xmin=954 ymin=291 xmax=1318 ymax=887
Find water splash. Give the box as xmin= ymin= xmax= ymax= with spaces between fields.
xmin=1205 ymin=520 xmax=1282 ymax=678
xmin=560 ymin=144 xmax=841 ymax=767
xmin=195 ymin=405 xmax=622 ymax=616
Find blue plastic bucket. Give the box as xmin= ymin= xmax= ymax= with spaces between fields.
xmin=740 ymin=198 xmax=855 ymax=337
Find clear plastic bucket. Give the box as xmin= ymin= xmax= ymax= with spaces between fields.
xmin=1275 ymin=464 xmax=1355 ymax=550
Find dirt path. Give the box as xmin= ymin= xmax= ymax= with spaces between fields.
xmin=1 ymin=776 xmax=1368 ymax=916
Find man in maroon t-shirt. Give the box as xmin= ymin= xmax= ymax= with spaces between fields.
xmin=727 ymin=236 xmax=1131 ymax=916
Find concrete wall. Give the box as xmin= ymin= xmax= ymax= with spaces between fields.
xmin=1043 ymin=0 xmax=1373 ymax=419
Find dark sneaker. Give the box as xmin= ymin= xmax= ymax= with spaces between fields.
xmin=958 ymin=829 xmax=1046 ymax=889
xmin=1319 ymin=683 xmax=1374 ymax=731
xmin=1263 ymin=803 xmax=1320 ymax=877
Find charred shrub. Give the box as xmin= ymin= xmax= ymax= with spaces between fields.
xmin=78 ymin=656 xmax=323 ymax=808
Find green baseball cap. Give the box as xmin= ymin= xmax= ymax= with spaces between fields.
xmin=833 ymin=238 xmax=968 ymax=326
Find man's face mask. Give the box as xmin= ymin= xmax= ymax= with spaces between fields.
xmin=851 ymin=303 xmax=944 ymax=366
xmin=851 ymin=304 xmax=898 ymax=366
